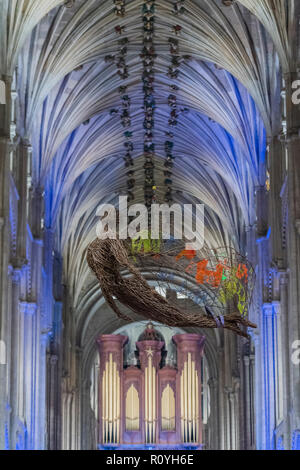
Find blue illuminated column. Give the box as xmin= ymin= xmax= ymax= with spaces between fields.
xmin=261 ymin=302 xmax=283 ymax=449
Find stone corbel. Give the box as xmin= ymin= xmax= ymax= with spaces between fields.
xmin=11 ymin=256 xmax=28 ymax=270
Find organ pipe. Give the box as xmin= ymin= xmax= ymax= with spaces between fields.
xmin=145 ymin=355 xmax=156 ymax=443
xmin=102 ymin=354 xmax=120 ymax=444
xmin=180 ymin=353 xmax=199 ymax=443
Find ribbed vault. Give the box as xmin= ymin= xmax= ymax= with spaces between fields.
xmin=4 ymin=0 xmax=291 ymax=320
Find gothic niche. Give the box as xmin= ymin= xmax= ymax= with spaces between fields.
xmin=97 ymin=323 xmax=205 ymax=449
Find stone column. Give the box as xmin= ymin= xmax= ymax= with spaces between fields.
xmin=249 ymin=353 xmax=255 ymax=448
xmin=224 ymin=388 xmax=231 ymax=450
xmin=30 ymin=186 xmax=44 ymax=240
xmin=207 ymin=377 xmax=218 ymax=449
xmin=273 ymin=301 xmax=284 ymax=428
xmin=229 ymin=391 xmax=236 ymax=450
xmin=38 ymin=331 xmax=49 ymax=450
xmin=279 ymin=271 xmax=291 ymax=449
xmin=47 ymin=354 xmax=59 ymax=450
xmin=21 ymin=302 xmax=37 ymax=450
xmin=81 ymin=377 xmax=96 ymax=450
xmin=16 ymin=140 xmax=32 ymax=262
xmin=233 ymin=378 xmax=241 ymax=450
xmin=217 ymin=347 xmax=225 ymax=450
xmin=261 ymin=302 xmax=282 ymax=449
xmin=0 ymin=79 xmax=12 ymax=433
xmin=243 ymin=355 xmax=251 ymax=448
xmin=0 ymin=263 xmax=13 ymax=450
xmin=9 ymin=268 xmax=21 ymax=450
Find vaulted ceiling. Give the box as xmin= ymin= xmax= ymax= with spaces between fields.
xmin=1 ymin=0 xmax=292 ymax=311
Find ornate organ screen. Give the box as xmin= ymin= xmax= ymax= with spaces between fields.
xmin=161 ymin=385 xmax=175 ymax=431
xmin=125 ymin=384 xmax=140 ymax=431
xmin=97 ymin=327 xmax=205 ymax=449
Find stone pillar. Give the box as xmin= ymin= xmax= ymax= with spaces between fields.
xmin=61 ymin=389 xmax=75 ymax=450
xmin=81 ymin=377 xmax=96 ymax=450
xmin=269 ymin=136 xmax=285 ymax=268
xmin=243 ymin=355 xmax=252 ymax=448
xmin=21 ymin=302 xmax=37 ymax=450
xmin=46 ymin=299 xmax=62 ymax=450
xmin=284 ymin=66 xmax=300 ymax=446
xmin=43 ymin=227 xmax=54 ymax=332
xmin=217 ymin=347 xmax=225 ymax=450
xmin=233 ymin=379 xmax=240 ymax=450
xmin=0 ymin=80 xmax=12 ymax=438
xmin=224 ymin=388 xmax=231 ymax=450
xmin=16 ymin=140 xmax=32 ymax=262
xmin=261 ymin=302 xmax=282 ymax=449
xmin=30 ymin=186 xmax=44 ymax=240
xmin=249 ymin=353 xmax=255 ymax=448
xmin=38 ymin=331 xmax=49 ymax=450
xmin=229 ymin=390 xmax=236 ymax=450
xmin=279 ymin=271 xmax=291 ymax=448
xmin=47 ymin=354 xmax=59 ymax=450
xmin=207 ymin=377 xmax=219 ymax=449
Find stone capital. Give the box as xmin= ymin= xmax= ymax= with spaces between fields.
xmin=11 ymin=268 xmax=22 ymax=284
xmin=262 ymin=302 xmax=273 ymax=317
xmin=19 ymin=301 xmax=37 ymax=316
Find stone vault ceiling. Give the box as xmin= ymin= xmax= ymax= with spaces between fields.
xmin=0 ymin=0 xmax=293 ymax=311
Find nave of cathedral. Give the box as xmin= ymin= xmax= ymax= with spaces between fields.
xmin=0 ymin=0 xmax=300 ymax=450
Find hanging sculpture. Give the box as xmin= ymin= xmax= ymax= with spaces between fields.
xmin=87 ymin=235 xmax=257 ymax=338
